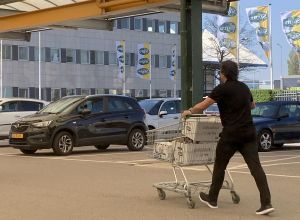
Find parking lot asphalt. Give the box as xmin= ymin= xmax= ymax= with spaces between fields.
xmin=0 ymin=141 xmax=299 ymax=220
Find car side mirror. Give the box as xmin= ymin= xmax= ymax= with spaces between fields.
xmin=80 ymin=108 xmax=91 ymax=116
xmin=159 ymin=110 xmax=168 ymax=117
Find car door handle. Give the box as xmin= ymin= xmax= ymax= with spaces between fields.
xmin=15 ymin=115 xmax=21 ymax=118
xmin=173 ymin=117 xmax=179 ymax=119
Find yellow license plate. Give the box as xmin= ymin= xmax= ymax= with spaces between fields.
xmin=12 ymin=133 xmax=24 ymax=139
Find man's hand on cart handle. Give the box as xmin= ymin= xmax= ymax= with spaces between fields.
xmin=181 ymin=97 xmax=216 ymax=119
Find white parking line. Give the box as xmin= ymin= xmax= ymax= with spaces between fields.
xmin=230 ymin=170 xmax=300 ymax=179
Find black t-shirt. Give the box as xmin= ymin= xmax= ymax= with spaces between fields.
xmin=209 ymin=80 xmax=254 ymax=130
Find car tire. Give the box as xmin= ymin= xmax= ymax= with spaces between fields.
xmin=52 ymin=131 xmax=74 ymax=156
xmin=20 ymin=149 xmax=37 ymax=155
xmin=95 ymin=144 xmax=110 ymax=150
xmin=127 ymin=128 xmax=146 ymax=151
xmin=258 ymin=130 xmax=273 ymax=152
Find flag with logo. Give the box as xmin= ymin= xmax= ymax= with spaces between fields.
xmin=136 ymin=43 xmax=151 ymax=80
xmin=217 ymin=1 xmax=239 ymax=57
xmin=116 ymin=40 xmax=125 ymax=81
xmin=281 ymin=10 xmax=300 ymax=59
xmin=246 ymin=6 xmax=270 ymax=60
xmin=169 ymin=45 xmax=176 ymax=81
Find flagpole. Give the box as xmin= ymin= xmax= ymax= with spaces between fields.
xmin=38 ymin=32 xmax=42 ymax=100
xmin=149 ymin=43 xmax=152 ymax=99
xmin=269 ymin=3 xmax=273 ymax=89
xmin=0 ymin=40 xmax=3 ymax=98
xmin=123 ymin=40 xmax=126 ymax=95
xmin=237 ymin=1 xmax=240 ymax=65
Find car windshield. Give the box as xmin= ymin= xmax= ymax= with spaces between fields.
xmin=251 ymin=103 xmax=279 ymax=118
xmin=138 ymin=99 xmax=163 ymax=115
xmin=39 ymin=96 xmax=84 ymax=114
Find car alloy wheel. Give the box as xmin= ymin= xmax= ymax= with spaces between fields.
xmin=53 ymin=131 xmax=74 ymax=156
xmin=258 ymin=130 xmax=273 ymax=152
xmin=127 ymin=128 xmax=146 ymax=151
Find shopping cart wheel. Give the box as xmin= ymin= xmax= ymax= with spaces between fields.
xmin=231 ymin=191 xmax=240 ymax=204
xmin=186 ymin=198 xmax=195 ymax=209
xmin=157 ymin=189 xmax=166 ymax=200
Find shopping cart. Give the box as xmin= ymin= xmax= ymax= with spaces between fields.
xmin=147 ymin=115 xmax=240 ymax=209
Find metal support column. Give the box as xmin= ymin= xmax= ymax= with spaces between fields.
xmin=181 ymin=0 xmax=203 ymax=109
xmin=191 ymin=0 xmax=203 ymax=105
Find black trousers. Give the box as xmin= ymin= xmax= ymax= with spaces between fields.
xmin=208 ymin=127 xmax=271 ymax=206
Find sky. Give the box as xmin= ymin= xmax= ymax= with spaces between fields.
xmin=208 ymin=0 xmax=300 ymax=83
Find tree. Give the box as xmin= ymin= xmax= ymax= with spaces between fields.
xmin=287 ymin=50 xmax=300 ymax=75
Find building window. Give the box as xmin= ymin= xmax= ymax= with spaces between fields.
xmin=34 ymin=47 xmax=45 ymax=61
xmin=19 ymin=88 xmax=29 ymax=98
xmin=66 ymin=49 xmax=76 ymax=63
xmin=151 ymin=55 xmax=155 ymax=67
xmin=120 ymin=18 xmax=129 ymax=29
xmin=95 ymin=51 xmax=104 ymax=65
xmin=147 ymin=19 xmax=154 ymax=32
xmin=51 ymin=48 xmax=60 ymax=62
xmin=81 ymin=88 xmax=90 ymax=96
xmin=51 ymin=88 xmax=61 ymax=101
xmin=95 ymin=88 xmax=104 ymax=94
xmin=125 ymin=52 xmax=130 ymax=66
xmin=2 ymin=45 xmax=12 ymax=60
xmin=66 ymin=88 xmax=75 ymax=96
xmin=159 ymin=55 xmax=167 ymax=68
xmin=134 ymin=18 xmax=142 ymax=31
xmin=170 ymin=21 xmax=178 ymax=34
xmin=80 ymin=50 xmax=90 ymax=64
xmin=109 ymin=52 xmax=117 ymax=65
xmin=158 ymin=21 xmax=166 ymax=33
xmin=19 ymin=46 xmax=29 ymax=61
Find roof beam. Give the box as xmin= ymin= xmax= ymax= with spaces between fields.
xmin=0 ymin=31 xmax=30 ymax=41
xmin=0 ymin=0 xmax=174 ymax=33
xmin=0 ymin=0 xmax=23 ymax=5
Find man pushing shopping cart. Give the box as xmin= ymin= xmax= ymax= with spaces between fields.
xmin=182 ymin=60 xmax=274 ymax=215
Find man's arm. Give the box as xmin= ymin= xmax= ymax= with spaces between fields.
xmin=182 ymin=97 xmax=216 ymax=118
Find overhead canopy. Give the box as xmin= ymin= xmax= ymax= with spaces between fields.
xmin=0 ymin=0 xmax=234 ymax=41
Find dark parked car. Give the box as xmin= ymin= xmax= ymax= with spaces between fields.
xmin=9 ymin=95 xmax=147 ymax=155
xmin=251 ymin=101 xmax=300 ymax=151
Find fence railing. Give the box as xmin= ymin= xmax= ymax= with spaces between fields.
xmin=273 ymin=90 xmax=300 ymax=101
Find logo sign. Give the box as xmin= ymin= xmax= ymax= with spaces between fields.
xmin=138 ymin=58 xmax=150 ymax=65
xmin=283 ymin=17 xmax=300 ymax=27
xmin=257 ymin=27 xmax=268 ymax=37
xmin=286 ymin=31 xmax=300 ymax=41
xmin=220 ymin=38 xmax=236 ymax=49
xmin=219 ymin=22 xmax=236 ymax=33
xmin=117 ymin=45 xmax=124 ymax=53
xmin=227 ymin=6 xmax=237 ymax=17
xmin=137 ymin=68 xmax=150 ymax=75
xmin=118 ymin=55 xmax=124 ymax=63
xmin=139 ymin=48 xmax=149 ymax=55
xmin=249 ymin=11 xmax=267 ymax=23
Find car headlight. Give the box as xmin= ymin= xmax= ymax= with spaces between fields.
xmin=32 ymin=120 xmax=52 ymax=128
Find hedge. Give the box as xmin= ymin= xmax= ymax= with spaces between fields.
xmin=250 ymin=89 xmax=282 ymax=102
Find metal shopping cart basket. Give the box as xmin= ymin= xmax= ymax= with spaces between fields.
xmin=147 ymin=115 xmax=240 ymax=208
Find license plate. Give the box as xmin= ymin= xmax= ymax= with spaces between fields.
xmin=12 ymin=133 xmax=24 ymax=139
